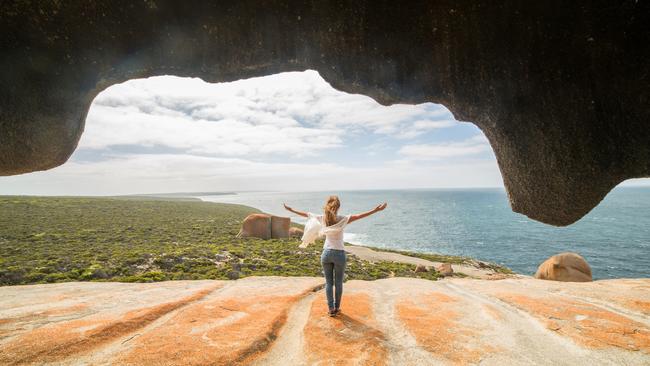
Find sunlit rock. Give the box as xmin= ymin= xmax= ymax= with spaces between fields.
xmin=415 ymin=264 xmax=429 ymax=273
xmin=534 ymin=252 xmax=593 ymax=282
xmin=237 ymin=213 xmax=291 ymax=239
xmin=1 ymin=277 xmax=648 ymax=365
xmin=289 ymin=227 xmax=304 ymax=238
xmin=435 ymin=263 xmax=454 ymax=277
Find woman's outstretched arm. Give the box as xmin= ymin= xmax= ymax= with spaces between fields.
xmin=348 ymin=203 xmax=387 ymax=224
xmin=283 ymin=203 xmax=309 ymax=218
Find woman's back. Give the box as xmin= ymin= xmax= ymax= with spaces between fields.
xmin=282 ymin=197 xmax=386 ymax=317
xmin=313 ymin=213 xmax=348 ymax=250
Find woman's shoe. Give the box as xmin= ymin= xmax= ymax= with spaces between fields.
xmin=334 ymin=308 xmax=341 ymax=316
xmin=328 ymin=309 xmax=336 ymax=317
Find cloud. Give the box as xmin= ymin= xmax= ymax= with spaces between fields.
xmin=395 ymin=119 xmax=457 ymax=139
xmin=0 ymin=153 xmax=504 ymax=196
xmin=398 ymin=134 xmax=492 ymax=160
xmin=83 ymin=104 xmax=341 ymax=157
xmin=81 ymin=71 xmax=458 ymax=159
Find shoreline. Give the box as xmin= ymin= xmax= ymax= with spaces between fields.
xmin=192 ymin=191 xmax=650 ymax=281
xmin=1 ymin=195 xmax=646 ymax=284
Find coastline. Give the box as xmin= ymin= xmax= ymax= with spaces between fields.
xmin=2 ymin=196 xmax=649 ymax=364
xmin=192 ymin=189 xmax=650 ymax=280
xmin=0 ymin=196 xmax=448 ymax=285
xmin=194 ymin=195 xmax=516 ymax=279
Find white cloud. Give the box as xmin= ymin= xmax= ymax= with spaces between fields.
xmin=395 ymin=119 xmax=457 ymax=139
xmin=398 ymin=134 xmax=491 ymax=160
xmin=0 ymin=153 xmax=504 ymax=196
xmin=83 ymin=104 xmax=341 ymax=156
xmin=81 ymin=71 xmax=458 ymax=158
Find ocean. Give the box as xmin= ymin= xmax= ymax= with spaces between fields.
xmin=199 ymin=187 xmax=650 ymax=279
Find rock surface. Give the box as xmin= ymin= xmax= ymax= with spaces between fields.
xmin=535 ymin=252 xmax=593 ymax=282
xmin=1 ymin=2 xmax=649 ymax=225
xmin=0 ymin=277 xmax=648 ymax=365
xmin=414 ymin=265 xmax=429 ymax=273
xmin=435 ymin=263 xmax=454 ymax=277
xmin=288 ymin=227 xmax=303 ymax=238
xmin=270 ymin=216 xmax=290 ymax=239
xmin=237 ymin=214 xmax=291 ymax=239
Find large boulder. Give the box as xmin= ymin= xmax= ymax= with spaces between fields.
xmin=534 ymin=252 xmax=592 ymax=282
xmin=414 ymin=265 xmax=429 ymax=273
xmin=270 ymin=216 xmax=290 ymax=239
xmin=435 ymin=263 xmax=454 ymax=277
xmin=237 ymin=213 xmax=290 ymax=239
xmin=289 ymin=227 xmax=304 ymax=238
xmin=237 ymin=214 xmax=271 ymax=239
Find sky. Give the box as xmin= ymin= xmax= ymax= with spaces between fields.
xmin=0 ymin=70 xmax=646 ymax=196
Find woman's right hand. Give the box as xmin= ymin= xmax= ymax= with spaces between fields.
xmin=374 ymin=202 xmax=388 ymax=212
xmin=283 ymin=203 xmax=292 ymax=211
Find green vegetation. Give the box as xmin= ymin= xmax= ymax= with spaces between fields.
xmin=0 ymin=196 xmax=442 ymax=286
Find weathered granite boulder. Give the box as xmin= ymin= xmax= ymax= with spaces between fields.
xmin=1 ymin=2 xmax=649 ymax=225
xmin=237 ymin=213 xmax=291 ymax=239
xmin=414 ymin=265 xmax=429 ymax=273
xmin=270 ymin=215 xmax=290 ymax=239
xmin=534 ymin=252 xmax=593 ymax=282
xmin=289 ymin=227 xmax=304 ymax=238
xmin=435 ymin=263 xmax=454 ymax=277
xmin=237 ymin=213 xmax=272 ymax=239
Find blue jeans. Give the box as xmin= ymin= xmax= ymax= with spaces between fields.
xmin=321 ymin=248 xmax=346 ymax=310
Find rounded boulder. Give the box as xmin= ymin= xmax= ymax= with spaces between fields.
xmin=289 ymin=227 xmax=304 ymax=238
xmin=534 ymin=252 xmax=592 ymax=282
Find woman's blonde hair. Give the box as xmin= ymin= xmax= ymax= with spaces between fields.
xmin=323 ymin=195 xmax=340 ymax=226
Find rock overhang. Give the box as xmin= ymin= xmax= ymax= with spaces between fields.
xmin=1 ymin=1 xmax=649 ymax=226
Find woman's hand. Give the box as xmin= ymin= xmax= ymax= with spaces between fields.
xmin=374 ymin=202 xmax=388 ymax=212
xmin=349 ymin=202 xmax=388 ymax=224
xmin=283 ymin=203 xmax=308 ymax=218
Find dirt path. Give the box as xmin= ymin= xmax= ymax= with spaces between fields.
xmin=344 ymin=244 xmax=513 ymax=279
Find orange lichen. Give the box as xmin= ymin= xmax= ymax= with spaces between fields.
xmin=41 ymin=303 xmax=89 ymax=317
xmin=118 ymin=294 xmax=300 ymax=365
xmin=497 ymin=293 xmax=650 ymax=352
xmin=482 ymin=303 xmax=505 ymax=321
xmin=0 ymin=284 xmax=220 ymax=365
xmin=626 ymin=300 xmax=650 ymax=316
xmin=0 ymin=303 xmax=90 ymax=340
xmin=304 ymin=293 xmax=388 ymax=366
xmin=396 ymin=292 xmax=496 ymax=365
xmin=0 ymin=303 xmax=89 ymax=325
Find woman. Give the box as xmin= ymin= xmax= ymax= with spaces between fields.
xmin=283 ymin=196 xmax=387 ymax=317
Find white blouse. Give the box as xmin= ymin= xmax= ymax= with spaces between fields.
xmin=301 ymin=212 xmax=350 ymax=250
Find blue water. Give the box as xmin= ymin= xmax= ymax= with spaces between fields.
xmin=199 ymin=187 xmax=650 ymax=279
